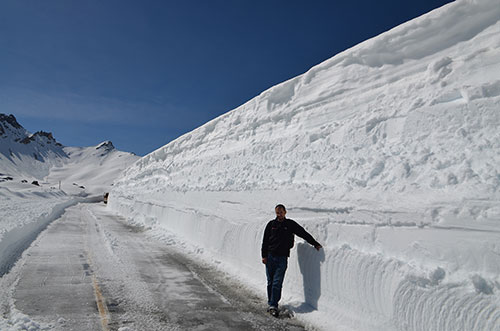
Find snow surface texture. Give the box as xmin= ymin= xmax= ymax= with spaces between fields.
xmin=109 ymin=1 xmax=500 ymax=330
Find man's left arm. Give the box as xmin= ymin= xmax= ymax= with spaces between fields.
xmin=291 ymin=221 xmax=322 ymax=251
xmin=261 ymin=222 xmax=272 ymax=263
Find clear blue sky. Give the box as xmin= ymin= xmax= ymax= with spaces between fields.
xmin=0 ymin=0 xmax=452 ymax=156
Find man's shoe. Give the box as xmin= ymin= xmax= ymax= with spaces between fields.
xmin=269 ymin=306 xmax=279 ymax=317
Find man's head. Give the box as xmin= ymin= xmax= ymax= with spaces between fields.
xmin=275 ymin=204 xmax=287 ymax=221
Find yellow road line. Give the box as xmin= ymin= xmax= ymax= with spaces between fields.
xmin=82 ymin=207 xmax=110 ymax=331
xmin=92 ymin=273 xmax=110 ymax=331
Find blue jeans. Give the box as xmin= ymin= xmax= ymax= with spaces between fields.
xmin=266 ymin=254 xmax=288 ymax=307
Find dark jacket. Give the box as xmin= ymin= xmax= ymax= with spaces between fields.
xmin=261 ymin=218 xmax=320 ymax=258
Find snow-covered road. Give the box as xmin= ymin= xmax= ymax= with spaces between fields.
xmin=1 ymin=203 xmax=305 ymax=331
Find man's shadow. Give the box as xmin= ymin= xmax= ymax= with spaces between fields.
xmin=293 ymin=242 xmax=325 ymax=313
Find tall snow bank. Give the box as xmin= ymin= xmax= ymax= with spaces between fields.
xmin=110 ymin=0 xmax=500 ymax=330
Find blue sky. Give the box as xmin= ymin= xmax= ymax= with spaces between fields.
xmin=0 ymin=0 xmax=452 ymax=155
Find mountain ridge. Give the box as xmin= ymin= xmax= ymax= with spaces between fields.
xmin=0 ymin=113 xmax=139 ymax=193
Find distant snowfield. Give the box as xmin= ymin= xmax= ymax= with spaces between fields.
xmin=109 ymin=0 xmax=500 ymax=330
xmin=0 ymin=140 xmax=139 ymax=278
xmin=0 ymin=142 xmax=138 ymax=235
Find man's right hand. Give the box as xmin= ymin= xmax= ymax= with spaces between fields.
xmin=262 ymin=257 xmax=267 ymax=264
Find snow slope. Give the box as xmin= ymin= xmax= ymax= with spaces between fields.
xmin=109 ymin=0 xmax=500 ymax=330
xmin=0 ymin=114 xmax=66 ymax=179
xmin=46 ymin=141 xmax=140 ymax=195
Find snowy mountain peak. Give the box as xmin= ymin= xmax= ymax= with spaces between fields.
xmin=0 ymin=115 xmax=140 ymax=187
xmin=20 ymin=131 xmax=63 ymax=147
xmin=0 ymin=113 xmax=28 ymax=140
xmin=0 ymin=114 xmax=63 ymax=147
xmin=0 ymin=114 xmax=22 ymax=133
xmin=0 ymin=114 xmax=68 ymax=179
xmin=95 ymin=141 xmax=115 ymax=155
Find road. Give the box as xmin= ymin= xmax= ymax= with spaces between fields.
xmin=4 ymin=203 xmax=306 ymax=331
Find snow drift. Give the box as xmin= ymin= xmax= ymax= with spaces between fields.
xmin=109 ymin=0 xmax=500 ymax=330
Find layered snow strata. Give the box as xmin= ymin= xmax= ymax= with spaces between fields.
xmin=110 ymin=0 xmax=500 ymax=330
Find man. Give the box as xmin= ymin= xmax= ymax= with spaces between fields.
xmin=261 ymin=204 xmax=322 ymax=317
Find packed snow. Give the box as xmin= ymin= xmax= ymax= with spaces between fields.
xmin=108 ymin=0 xmax=500 ymax=330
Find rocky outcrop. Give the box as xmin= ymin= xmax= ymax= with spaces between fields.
xmin=96 ymin=141 xmax=115 ymax=151
xmin=20 ymin=131 xmax=60 ymax=145
xmin=0 ymin=114 xmax=22 ymax=130
xmin=96 ymin=141 xmax=115 ymax=156
xmin=0 ymin=113 xmax=67 ymax=177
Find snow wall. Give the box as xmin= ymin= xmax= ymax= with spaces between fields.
xmin=110 ymin=1 xmax=500 ymax=330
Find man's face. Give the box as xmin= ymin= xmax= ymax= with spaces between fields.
xmin=275 ymin=207 xmax=286 ymax=220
